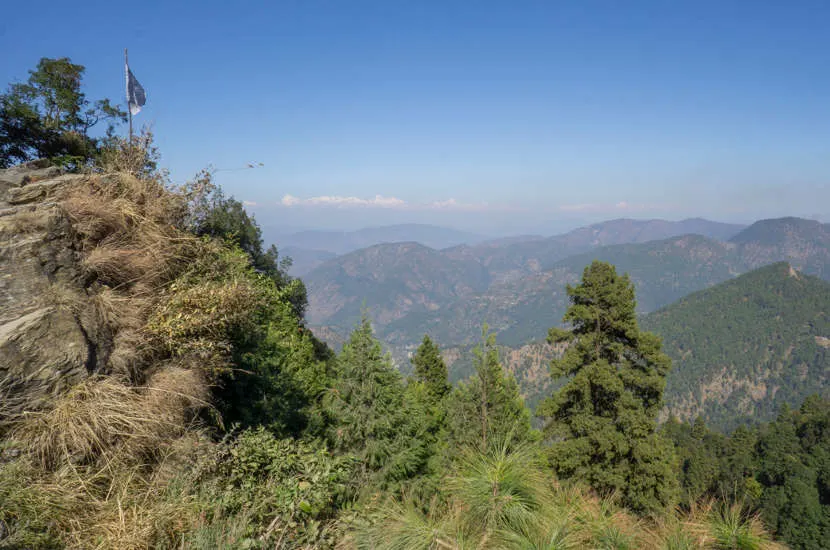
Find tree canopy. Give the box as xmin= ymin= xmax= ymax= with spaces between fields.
xmin=445 ymin=325 xmax=534 ymax=454
xmin=540 ymin=260 xmax=677 ymax=514
xmin=411 ymin=334 xmax=451 ymax=401
xmin=322 ymin=315 xmax=433 ymax=491
xmin=0 ymin=57 xmax=126 ymax=168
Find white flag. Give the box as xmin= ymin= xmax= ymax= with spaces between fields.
xmin=125 ymin=64 xmax=146 ymax=116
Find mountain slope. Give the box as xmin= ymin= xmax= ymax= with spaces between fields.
xmin=307 ymin=217 xmax=830 ymax=376
xmin=729 ymin=217 xmax=830 ymax=279
xmin=308 ymin=218 xmax=749 ymax=341
xmin=382 ymin=234 xmax=744 ymax=350
xmin=441 ymin=263 xmax=830 ymax=432
xmin=281 ymin=246 xmax=337 ymax=276
xmin=642 ymin=262 xmax=830 ymax=431
xmin=305 ymin=241 xmax=489 ymax=328
xmin=441 ymin=217 xmax=745 ymax=285
xmin=275 ymin=223 xmax=487 ymax=256
xmin=557 ymin=217 xmax=745 ymax=248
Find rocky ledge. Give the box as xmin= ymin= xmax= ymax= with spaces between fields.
xmin=0 ymin=162 xmax=100 ymax=415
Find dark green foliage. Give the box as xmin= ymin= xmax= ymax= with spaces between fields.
xmin=182 ymin=427 xmax=354 ymax=548
xmin=163 ymin=176 xmax=323 ymax=437
xmin=323 ymin=315 xmax=433 ymax=492
xmin=643 ymin=262 xmax=830 ymax=432
xmin=404 ymin=335 xmax=451 ymax=490
xmin=186 ymin=169 xmax=308 ymax=319
xmin=540 ymin=261 xmax=677 ymax=515
xmin=0 ymin=57 xmax=125 ymax=168
xmin=411 ymin=335 xmax=451 ymax=400
xmin=215 ymin=289 xmax=330 ymax=436
xmin=445 ymin=325 xmax=534 ymax=454
xmin=662 ymin=417 xmax=750 ymax=506
xmin=665 ymin=396 xmax=830 ymax=550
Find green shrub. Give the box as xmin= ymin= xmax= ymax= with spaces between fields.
xmin=176 ymin=427 xmax=355 ymax=549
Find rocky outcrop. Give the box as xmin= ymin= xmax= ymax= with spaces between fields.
xmin=0 ymin=162 xmax=103 ymax=414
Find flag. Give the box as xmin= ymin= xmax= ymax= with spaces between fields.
xmin=125 ymin=65 xmax=146 ymax=116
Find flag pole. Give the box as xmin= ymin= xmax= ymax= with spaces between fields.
xmin=125 ymin=48 xmax=132 ymax=145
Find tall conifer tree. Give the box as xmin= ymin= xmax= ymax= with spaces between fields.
xmin=411 ymin=335 xmax=451 ymax=401
xmin=324 ymin=314 xmax=431 ymax=490
xmin=540 ymin=261 xmax=677 ymax=514
xmin=446 ymin=325 xmax=533 ymax=453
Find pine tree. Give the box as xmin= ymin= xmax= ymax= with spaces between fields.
xmin=323 ymin=314 xmax=432 ymax=491
xmin=411 ymin=335 xmax=451 ymax=401
xmin=1 ymin=57 xmax=125 ymax=168
xmin=539 ymin=261 xmax=677 ymax=514
xmin=407 ymin=334 xmax=451 ymax=478
xmin=445 ymin=325 xmax=534 ymax=454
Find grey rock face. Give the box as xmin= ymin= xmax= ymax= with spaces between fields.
xmin=0 ymin=163 xmax=104 ymax=417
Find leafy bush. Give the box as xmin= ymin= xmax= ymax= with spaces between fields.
xmin=172 ymin=427 xmax=354 ymax=549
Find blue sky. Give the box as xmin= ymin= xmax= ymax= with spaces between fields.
xmin=2 ymin=0 xmax=829 ymax=234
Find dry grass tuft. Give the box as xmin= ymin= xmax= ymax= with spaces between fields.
xmin=63 ymin=172 xmax=197 ymax=291
xmin=14 ymin=370 xmax=210 ymax=471
xmin=56 ymin=168 xmax=230 ymax=381
xmin=87 ymin=287 xmax=147 ymax=335
xmin=682 ymin=500 xmax=785 ymax=550
xmin=63 ymin=172 xmax=175 ymax=236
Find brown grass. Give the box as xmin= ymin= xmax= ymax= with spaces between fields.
xmin=14 ymin=368 xmax=209 ymax=471
xmin=55 ymin=168 xmax=230 ymax=382
xmin=2 ymin=364 xmax=213 ymax=548
xmin=0 ymin=165 xmax=277 ymax=548
xmin=63 ymin=172 xmax=197 ymax=290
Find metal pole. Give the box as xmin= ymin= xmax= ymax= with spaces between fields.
xmin=125 ymin=48 xmax=132 ymax=145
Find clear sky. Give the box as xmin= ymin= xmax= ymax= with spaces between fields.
xmin=2 ymin=0 xmax=829 ymax=234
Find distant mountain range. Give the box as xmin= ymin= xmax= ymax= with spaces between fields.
xmin=303 ymin=217 xmax=785 ymax=345
xmin=269 ymin=223 xmax=489 ymax=274
xmin=274 ymin=218 xmax=747 ymax=276
xmin=304 ymin=215 xmax=829 ymax=371
xmin=300 ymin=216 xmax=830 ymax=428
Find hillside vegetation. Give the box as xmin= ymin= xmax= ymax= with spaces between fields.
xmin=643 ymin=262 xmax=830 ymax=431
xmin=442 ymin=263 xmax=830 ymax=431
xmin=0 ymin=151 xmax=337 ymax=547
xmin=665 ymin=396 xmax=830 ymax=550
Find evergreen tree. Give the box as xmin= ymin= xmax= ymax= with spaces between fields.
xmin=0 ymin=57 xmax=125 ymax=168
xmin=411 ymin=335 xmax=451 ymax=401
xmin=539 ymin=261 xmax=677 ymax=515
xmin=404 ymin=335 xmax=452 ymax=494
xmin=445 ymin=325 xmax=534 ymax=454
xmin=662 ymin=416 xmax=728 ymax=507
xmin=323 ymin=314 xmax=432 ymax=491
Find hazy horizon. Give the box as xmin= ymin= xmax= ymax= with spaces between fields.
xmin=255 ymin=211 xmax=816 ymax=241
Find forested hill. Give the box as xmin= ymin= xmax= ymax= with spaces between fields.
xmin=307 ymin=217 xmax=830 ymax=361
xmin=729 ymin=217 xmax=830 ymax=279
xmin=642 ymin=262 xmax=830 ymax=431
xmin=441 ymin=262 xmax=830 ymax=431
